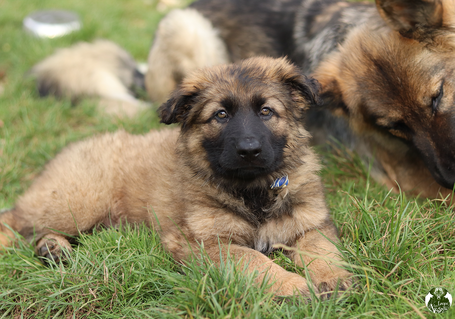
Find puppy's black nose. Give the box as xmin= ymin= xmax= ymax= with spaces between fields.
xmin=237 ymin=137 xmax=261 ymax=161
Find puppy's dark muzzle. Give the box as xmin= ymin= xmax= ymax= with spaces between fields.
xmin=237 ymin=137 xmax=262 ymax=162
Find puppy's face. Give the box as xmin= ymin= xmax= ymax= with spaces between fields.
xmin=159 ymin=57 xmax=321 ymax=186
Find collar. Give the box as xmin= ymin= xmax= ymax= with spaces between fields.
xmin=270 ymin=175 xmax=289 ymax=191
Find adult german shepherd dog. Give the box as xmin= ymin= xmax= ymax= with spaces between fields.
xmin=145 ymin=0 xmax=455 ymax=200
xmin=0 ymin=57 xmax=352 ymax=297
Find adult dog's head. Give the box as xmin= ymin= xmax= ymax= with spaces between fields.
xmin=314 ymin=0 xmax=455 ymax=190
xmin=159 ymin=57 xmax=321 ymax=188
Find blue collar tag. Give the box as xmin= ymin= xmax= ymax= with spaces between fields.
xmin=270 ymin=175 xmax=289 ymax=190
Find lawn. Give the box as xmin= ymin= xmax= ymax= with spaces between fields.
xmin=0 ymin=0 xmax=454 ymax=318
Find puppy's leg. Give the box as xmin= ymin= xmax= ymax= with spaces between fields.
xmin=1 ymin=132 xmax=129 ymax=260
xmin=0 ymin=209 xmax=72 ymax=263
xmin=291 ymin=224 xmax=352 ymax=297
xmin=0 ymin=209 xmax=28 ymax=248
xmin=202 ymin=242 xmax=314 ymax=297
xmin=36 ymin=234 xmax=72 ymax=263
xmin=145 ymin=8 xmax=229 ymax=103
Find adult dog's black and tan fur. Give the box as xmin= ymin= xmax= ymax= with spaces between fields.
xmin=0 ymin=57 xmax=352 ymax=297
xmin=145 ymin=0 xmax=455 ymax=200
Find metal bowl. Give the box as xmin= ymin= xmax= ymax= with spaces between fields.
xmin=23 ymin=10 xmax=82 ymax=38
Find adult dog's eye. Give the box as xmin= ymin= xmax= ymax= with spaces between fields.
xmin=259 ymin=107 xmax=273 ymax=118
xmin=375 ymin=118 xmax=411 ymax=139
xmin=389 ymin=121 xmax=410 ymax=133
xmin=215 ymin=110 xmax=229 ymax=122
xmin=432 ymin=81 xmax=444 ymax=114
xmin=381 ymin=120 xmax=411 ymax=140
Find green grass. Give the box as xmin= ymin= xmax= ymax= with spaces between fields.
xmin=0 ymin=0 xmax=454 ymax=318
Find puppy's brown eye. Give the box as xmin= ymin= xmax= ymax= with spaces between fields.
xmin=260 ymin=107 xmax=273 ymax=118
xmin=215 ymin=110 xmax=228 ymax=122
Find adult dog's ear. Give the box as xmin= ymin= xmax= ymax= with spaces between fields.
xmin=311 ymin=52 xmax=349 ymax=118
xmin=375 ymin=0 xmax=443 ymax=38
xmin=158 ymin=86 xmax=199 ymax=125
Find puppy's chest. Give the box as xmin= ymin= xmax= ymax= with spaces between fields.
xmin=234 ymin=188 xmax=292 ymax=226
xmin=187 ymin=188 xmax=298 ymax=255
xmin=232 ymin=189 xmax=298 ymax=254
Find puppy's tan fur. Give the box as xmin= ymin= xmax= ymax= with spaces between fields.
xmin=1 ymin=57 xmax=351 ymax=297
xmin=30 ymin=39 xmax=148 ymax=117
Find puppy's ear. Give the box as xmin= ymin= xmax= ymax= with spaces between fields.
xmin=375 ymin=0 xmax=443 ymax=38
xmin=267 ymin=57 xmax=322 ymax=109
xmin=283 ymin=73 xmax=323 ymax=109
xmin=158 ymin=87 xmax=199 ymax=125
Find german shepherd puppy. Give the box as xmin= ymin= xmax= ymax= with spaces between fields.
xmin=145 ymin=0 xmax=455 ymax=199
xmin=30 ymin=39 xmax=148 ymax=117
xmin=0 ymin=57 xmax=352 ymax=297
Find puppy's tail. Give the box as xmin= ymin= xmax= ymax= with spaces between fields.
xmin=0 ymin=208 xmax=25 ymax=249
xmin=145 ymin=8 xmax=230 ymax=103
xmin=29 ymin=39 xmax=146 ymax=108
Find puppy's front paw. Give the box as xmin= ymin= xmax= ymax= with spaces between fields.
xmin=314 ymin=268 xmax=353 ymax=299
xmin=271 ymin=272 xmax=314 ymax=297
